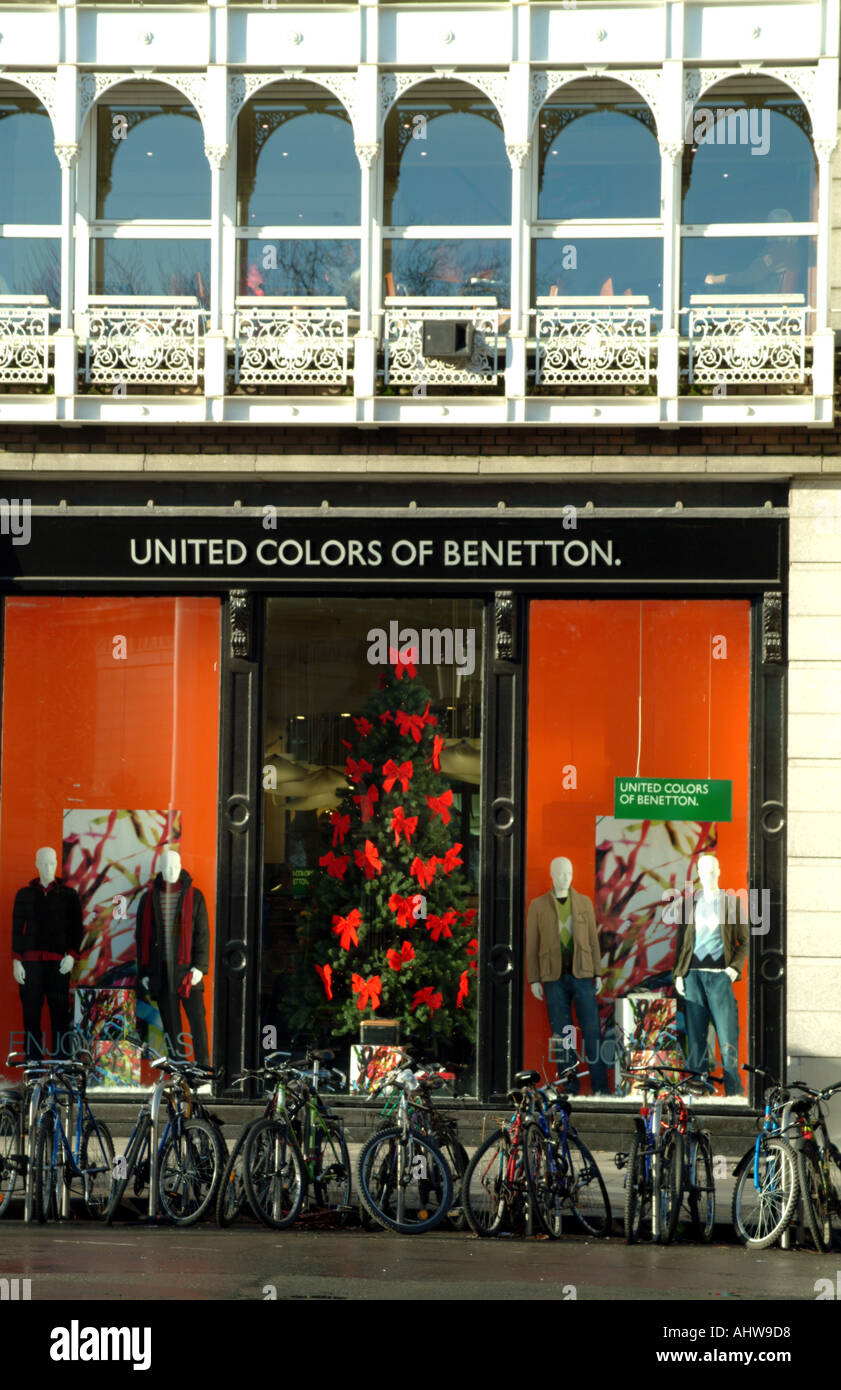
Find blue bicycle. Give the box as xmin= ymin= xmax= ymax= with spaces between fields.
xmin=523 ymin=1064 xmax=612 ymax=1239
xmin=731 ymin=1064 xmax=800 ymax=1248
xmin=32 ymin=1050 xmax=114 ymax=1222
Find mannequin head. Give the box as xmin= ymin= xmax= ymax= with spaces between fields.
xmin=160 ymin=847 xmax=182 ymax=884
xmin=698 ymin=853 xmax=720 ymax=895
xmin=549 ymin=857 xmax=573 ymax=897
xmin=35 ymin=846 xmax=58 ymax=885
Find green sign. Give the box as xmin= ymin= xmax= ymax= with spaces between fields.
xmin=614 ymin=777 xmax=732 ymax=822
xmin=292 ymin=868 xmax=316 ymax=898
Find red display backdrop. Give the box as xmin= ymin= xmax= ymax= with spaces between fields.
xmin=523 ymin=598 xmax=751 ymax=1093
xmin=0 ymin=597 xmax=220 ymax=1081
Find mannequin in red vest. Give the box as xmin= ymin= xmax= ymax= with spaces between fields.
xmin=135 ymin=846 xmax=210 ymax=1069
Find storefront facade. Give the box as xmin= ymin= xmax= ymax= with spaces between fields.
xmin=0 ymin=481 xmax=789 ymax=1109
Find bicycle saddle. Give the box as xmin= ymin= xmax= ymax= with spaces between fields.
xmin=514 ymin=1070 xmax=540 ymax=1086
xmin=309 ymin=1049 xmax=334 ymax=1063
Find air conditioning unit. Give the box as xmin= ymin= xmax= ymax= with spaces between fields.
xmin=422 ymin=319 xmax=475 ymax=359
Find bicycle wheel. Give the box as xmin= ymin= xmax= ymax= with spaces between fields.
xmin=105 ymin=1115 xmax=152 ymax=1224
xmin=216 ymin=1122 xmax=253 ymax=1227
xmin=357 ymin=1127 xmax=453 ymax=1234
xmin=34 ymin=1109 xmax=59 ymax=1224
xmin=243 ymin=1116 xmax=305 ymax=1230
xmin=658 ymin=1130 xmax=684 ymax=1245
xmin=0 ymin=1106 xmax=19 ymax=1216
xmin=524 ymin=1123 xmax=563 ymax=1238
xmin=732 ymin=1137 xmax=799 ymax=1249
xmin=443 ymin=1139 xmax=470 ymax=1232
xmin=158 ymin=1117 xmax=223 ymax=1226
xmin=688 ymin=1132 xmax=716 ymax=1243
xmin=798 ymin=1141 xmax=832 ymax=1253
xmin=624 ymin=1131 xmax=652 ymax=1244
xmin=463 ymin=1128 xmax=512 ymax=1237
xmin=80 ymin=1118 xmax=115 ymax=1219
xmin=565 ymin=1134 xmax=611 ymax=1237
xmin=311 ymin=1122 xmax=352 ymax=1217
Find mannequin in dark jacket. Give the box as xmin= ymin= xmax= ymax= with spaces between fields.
xmin=135 ymin=847 xmax=210 ymax=1069
xmin=12 ymin=847 xmax=83 ymax=1058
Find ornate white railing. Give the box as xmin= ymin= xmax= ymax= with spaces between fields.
xmin=0 ymin=296 xmax=53 ymax=385
xmin=83 ymin=296 xmax=205 ymax=387
xmin=383 ymin=297 xmax=501 ymax=387
xmin=233 ymin=297 xmax=351 ymax=387
xmin=686 ymin=295 xmax=809 ymax=386
xmin=534 ymin=296 xmax=655 ymax=386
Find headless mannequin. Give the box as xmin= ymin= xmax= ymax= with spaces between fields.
xmin=531 ymin=858 xmax=603 ymax=1003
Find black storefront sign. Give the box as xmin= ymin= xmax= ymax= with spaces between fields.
xmin=0 ymin=512 xmax=782 ymax=589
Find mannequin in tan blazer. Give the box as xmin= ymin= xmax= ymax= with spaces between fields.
xmin=526 ymin=857 xmax=607 ymax=1094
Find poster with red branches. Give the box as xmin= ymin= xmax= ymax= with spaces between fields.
xmin=283 ymin=652 xmax=478 ymax=1055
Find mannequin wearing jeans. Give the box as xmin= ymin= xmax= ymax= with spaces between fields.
xmin=526 ymin=857 xmax=608 ymax=1095
xmin=674 ymin=854 xmax=748 ymax=1098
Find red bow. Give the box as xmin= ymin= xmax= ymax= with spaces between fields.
xmin=456 ymin=970 xmax=469 ymax=1009
xmin=379 ymin=709 xmax=394 ymax=725
xmin=389 ymin=644 xmax=418 ymax=680
xmin=351 ymin=973 xmax=382 ymax=1011
xmin=410 ymin=855 xmax=439 ymax=890
xmin=340 ymin=739 xmax=353 ymax=752
xmin=353 ymin=716 xmax=373 ymax=738
xmin=353 ymin=784 xmax=379 ymax=823
xmin=382 ymin=759 xmax=413 ymax=793
xmin=389 ymin=893 xmax=418 ymax=929
xmin=466 ymin=937 xmax=479 ymax=957
xmin=463 ymin=909 xmax=477 ymax=929
xmin=345 ymin=756 xmax=373 ymax=784
xmin=315 ymin=962 xmax=333 ymax=1001
xmin=354 ymin=839 xmax=383 ymax=880
xmin=390 ymin=806 xmax=418 ymax=847
xmin=330 ymin=811 xmax=350 ymax=847
xmin=426 ymin=789 xmax=453 ymax=825
xmin=395 ymin=710 xmax=425 ymax=743
xmin=386 ymin=940 xmax=415 ymax=972
xmin=420 ymin=701 xmax=437 ymax=728
xmin=426 ymin=908 xmax=458 ymax=943
xmin=427 ymin=734 xmax=445 ymax=772
xmin=319 ymin=850 xmax=350 ymax=881
xmin=439 ymin=843 xmax=464 ymax=875
xmin=332 ymin=909 xmax=361 ymax=951
xmin=411 ymin=986 xmax=443 ymax=1014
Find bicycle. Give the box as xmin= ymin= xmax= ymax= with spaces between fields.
xmin=31 ymin=1050 xmax=115 ymax=1223
xmin=216 ymin=1053 xmax=294 ymax=1228
xmin=523 ymin=1064 xmax=612 ymax=1239
xmin=0 ymin=1052 xmax=51 ymax=1222
xmin=104 ymin=1050 xmax=224 ymax=1226
xmin=731 ymin=1064 xmax=800 ymax=1249
xmin=462 ymin=1069 xmax=544 ymax=1237
xmin=618 ymin=1065 xmax=714 ymax=1245
xmin=357 ymin=1064 xmax=454 ymax=1233
xmin=784 ymin=1078 xmax=841 ymax=1252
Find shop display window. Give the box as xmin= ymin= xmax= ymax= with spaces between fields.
xmin=0 ymin=598 xmax=220 ymax=1088
xmin=260 ymin=597 xmax=483 ymax=1096
xmin=524 ymin=599 xmax=751 ymax=1102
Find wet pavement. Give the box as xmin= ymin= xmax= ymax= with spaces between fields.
xmin=0 ymin=1222 xmax=836 ymax=1301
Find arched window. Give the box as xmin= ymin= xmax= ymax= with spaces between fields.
xmin=532 ymin=82 xmax=663 ymax=310
xmin=680 ymin=86 xmax=817 ymax=305
xmin=0 ymin=91 xmax=60 ymax=302
xmin=90 ymin=90 xmax=210 ymax=303
xmin=382 ymin=83 xmax=511 ymax=302
xmin=236 ymin=87 xmax=360 ymax=306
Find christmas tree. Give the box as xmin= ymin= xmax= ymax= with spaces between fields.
xmin=284 ymin=647 xmax=478 ymax=1055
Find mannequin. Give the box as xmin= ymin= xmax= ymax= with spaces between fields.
xmin=673 ymin=853 xmax=748 ymax=1097
xmin=526 ymin=856 xmax=608 ymax=1095
xmin=12 ymin=847 xmax=83 ymax=1058
xmin=135 ymin=847 xmax=210 ymax=1070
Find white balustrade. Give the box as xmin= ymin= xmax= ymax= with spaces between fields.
xmin=383 ymin=297 xmax=501 ymax=388
xmin=0 ymin=296 xmax=53 ymax=385
xmin=687 ymin=295 xmax=809 ymax=387
xmin=534 ymin=297 xmax=655 ymax=387
xmin=83 ymin=296 xmax=205 ymax=387
xmin=234 ymin=297 xmax=351 ymax=387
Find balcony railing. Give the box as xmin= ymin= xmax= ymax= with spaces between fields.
xmin=686 ymin=294 xmax=809 ymax=387
xmin=83 ymin=296 xmax=206 ymax=388
xmin=382 ymin=296 xmax=502 ymax=388
xmin=233 ymin=296 xmax=352 ymax=388
xmin=534 ymin=295 xmax=656 ymax=387
xmin=0 ymin=296 xmax=53 ymax=385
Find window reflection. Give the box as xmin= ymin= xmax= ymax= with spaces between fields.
xmin=92 ymin=240 xmax=211 ymax=305
xmin=534 ymin=238 xmax=662 ymax=307
xmin=682 ymin=99 xmax=816 ymax=225
xmin=96 ymin=105 xmax=209 ymax=220
xmin=537 ymin=104 xmax=660 ymax=220
xmin=237 ymin=99 xmax=359 ymax=227
xmin=237 ymin=239 xmax=360 ymax=307
xmin=384 ymin=239 xmax=510 ymax=301
xmin=0 ymin=100 xmax=60 ymax=224
xmin=384 ymin=93 xmax=510 ymax=226
xmin=0 ymin=239 xmax=60 ymax=302
xmin=682 ymin=235 xmax=815 ymax=303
